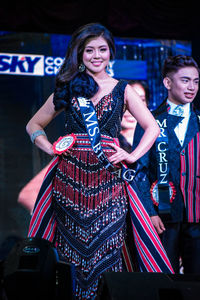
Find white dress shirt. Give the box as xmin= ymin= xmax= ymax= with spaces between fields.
xmin=167 ymin=99 xmax=191 ymax=146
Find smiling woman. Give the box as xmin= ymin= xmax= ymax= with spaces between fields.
xmin=25 ymin=23 xmax=173 ymax=299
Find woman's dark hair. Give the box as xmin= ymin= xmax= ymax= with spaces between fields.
xmin=162 ymin=55 xmax=200 ymax=78
xmin=53 ymin=23 xmax=115 ymax=110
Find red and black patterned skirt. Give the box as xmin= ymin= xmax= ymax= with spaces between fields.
xmin=52 ymin=134 xmax=128 ymax=299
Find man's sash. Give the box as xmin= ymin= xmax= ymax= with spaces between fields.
xmin=150 ymin=116 xmax=176 ymax=220
xmin=155 ymin=117 xmax=171 ymax=217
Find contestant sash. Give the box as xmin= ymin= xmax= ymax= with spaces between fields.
xmin=77 ymin=97 xmax=115 ymax=172
xmin=155 ymin=117 xmax=171 ymax=219
xmin=77 ymin=97 xmax=174 ymax=273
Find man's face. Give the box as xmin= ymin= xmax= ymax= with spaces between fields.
xmin=164 ymin=67 xmax=199 ymax=105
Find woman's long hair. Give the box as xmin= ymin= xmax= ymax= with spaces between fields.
xmin=53 ymin=23 xmax=116 ymax=110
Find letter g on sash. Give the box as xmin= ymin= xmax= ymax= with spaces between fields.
xmin=122 ymin=169 xmax=136 ymax=182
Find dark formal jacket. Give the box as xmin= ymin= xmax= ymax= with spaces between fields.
xmin=133 ymin=100 xmax=200 ymax=223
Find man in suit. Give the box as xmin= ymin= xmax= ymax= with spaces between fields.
xmin=133 ymin=55 xmax=200 ymax=273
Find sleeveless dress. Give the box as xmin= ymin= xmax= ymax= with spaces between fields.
xmin=52 ymin=80 xmax=128 ymax=299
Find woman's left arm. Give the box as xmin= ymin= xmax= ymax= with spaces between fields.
xmin=109 ymin=84 xmax=160 ymax=165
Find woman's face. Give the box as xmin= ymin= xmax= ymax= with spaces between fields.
xmin=82 ymin=36 xmax=110 ymax=75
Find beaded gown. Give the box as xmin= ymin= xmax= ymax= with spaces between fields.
xmin=52 ymin=80 xmax=129 ymax=299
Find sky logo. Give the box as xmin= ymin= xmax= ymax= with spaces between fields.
xmin=0 ymin=53 xmax=44 ymax=76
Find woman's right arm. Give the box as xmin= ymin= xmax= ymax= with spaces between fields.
xmin=26 ymin=93 xmax=63 ymax=156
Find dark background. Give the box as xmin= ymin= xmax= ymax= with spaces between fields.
xmin=1 ymin=1 xmax=200 ymax=79
xmin=0 ymin=0 xmax=199 ymax=252
xmin=0 ymin=1 xmax=197 ymax=40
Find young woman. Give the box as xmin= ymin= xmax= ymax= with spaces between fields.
xmin=26 ymin=23 xmax=172 ymax=299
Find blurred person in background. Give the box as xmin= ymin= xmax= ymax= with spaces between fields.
xmin=119 ymin=80 xmax=149 ymax=153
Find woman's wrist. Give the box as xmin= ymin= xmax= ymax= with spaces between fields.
xmin=42 ymin=144 xmax=54 ymax=156
xmin=47 ymin=147 xmax=55 ymax=156
xmin=130 ymin=152 xmax=137 ymax=163
xmin=33 ymin=135 xmax=54 ymax=156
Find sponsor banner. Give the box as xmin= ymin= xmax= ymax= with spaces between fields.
xmin=0 ymin=53 xmax=44 ymax=76
xmin=0 ymin=53 xmax=147 ymax=80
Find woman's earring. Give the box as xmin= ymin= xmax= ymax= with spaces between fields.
xmin=78 ymin=63 xmax=85 ymax=72
xmin=106 ymin=64 xmax=110 ymax=72
xmin=106 ymin=62 xmax=113 ymax=76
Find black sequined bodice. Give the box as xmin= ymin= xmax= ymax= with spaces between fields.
xmin=64 ymin=80 xmax=128 ymax=137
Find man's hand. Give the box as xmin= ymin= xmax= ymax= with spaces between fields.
xmin=151 ymin=215 xmax=166 ymax=234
